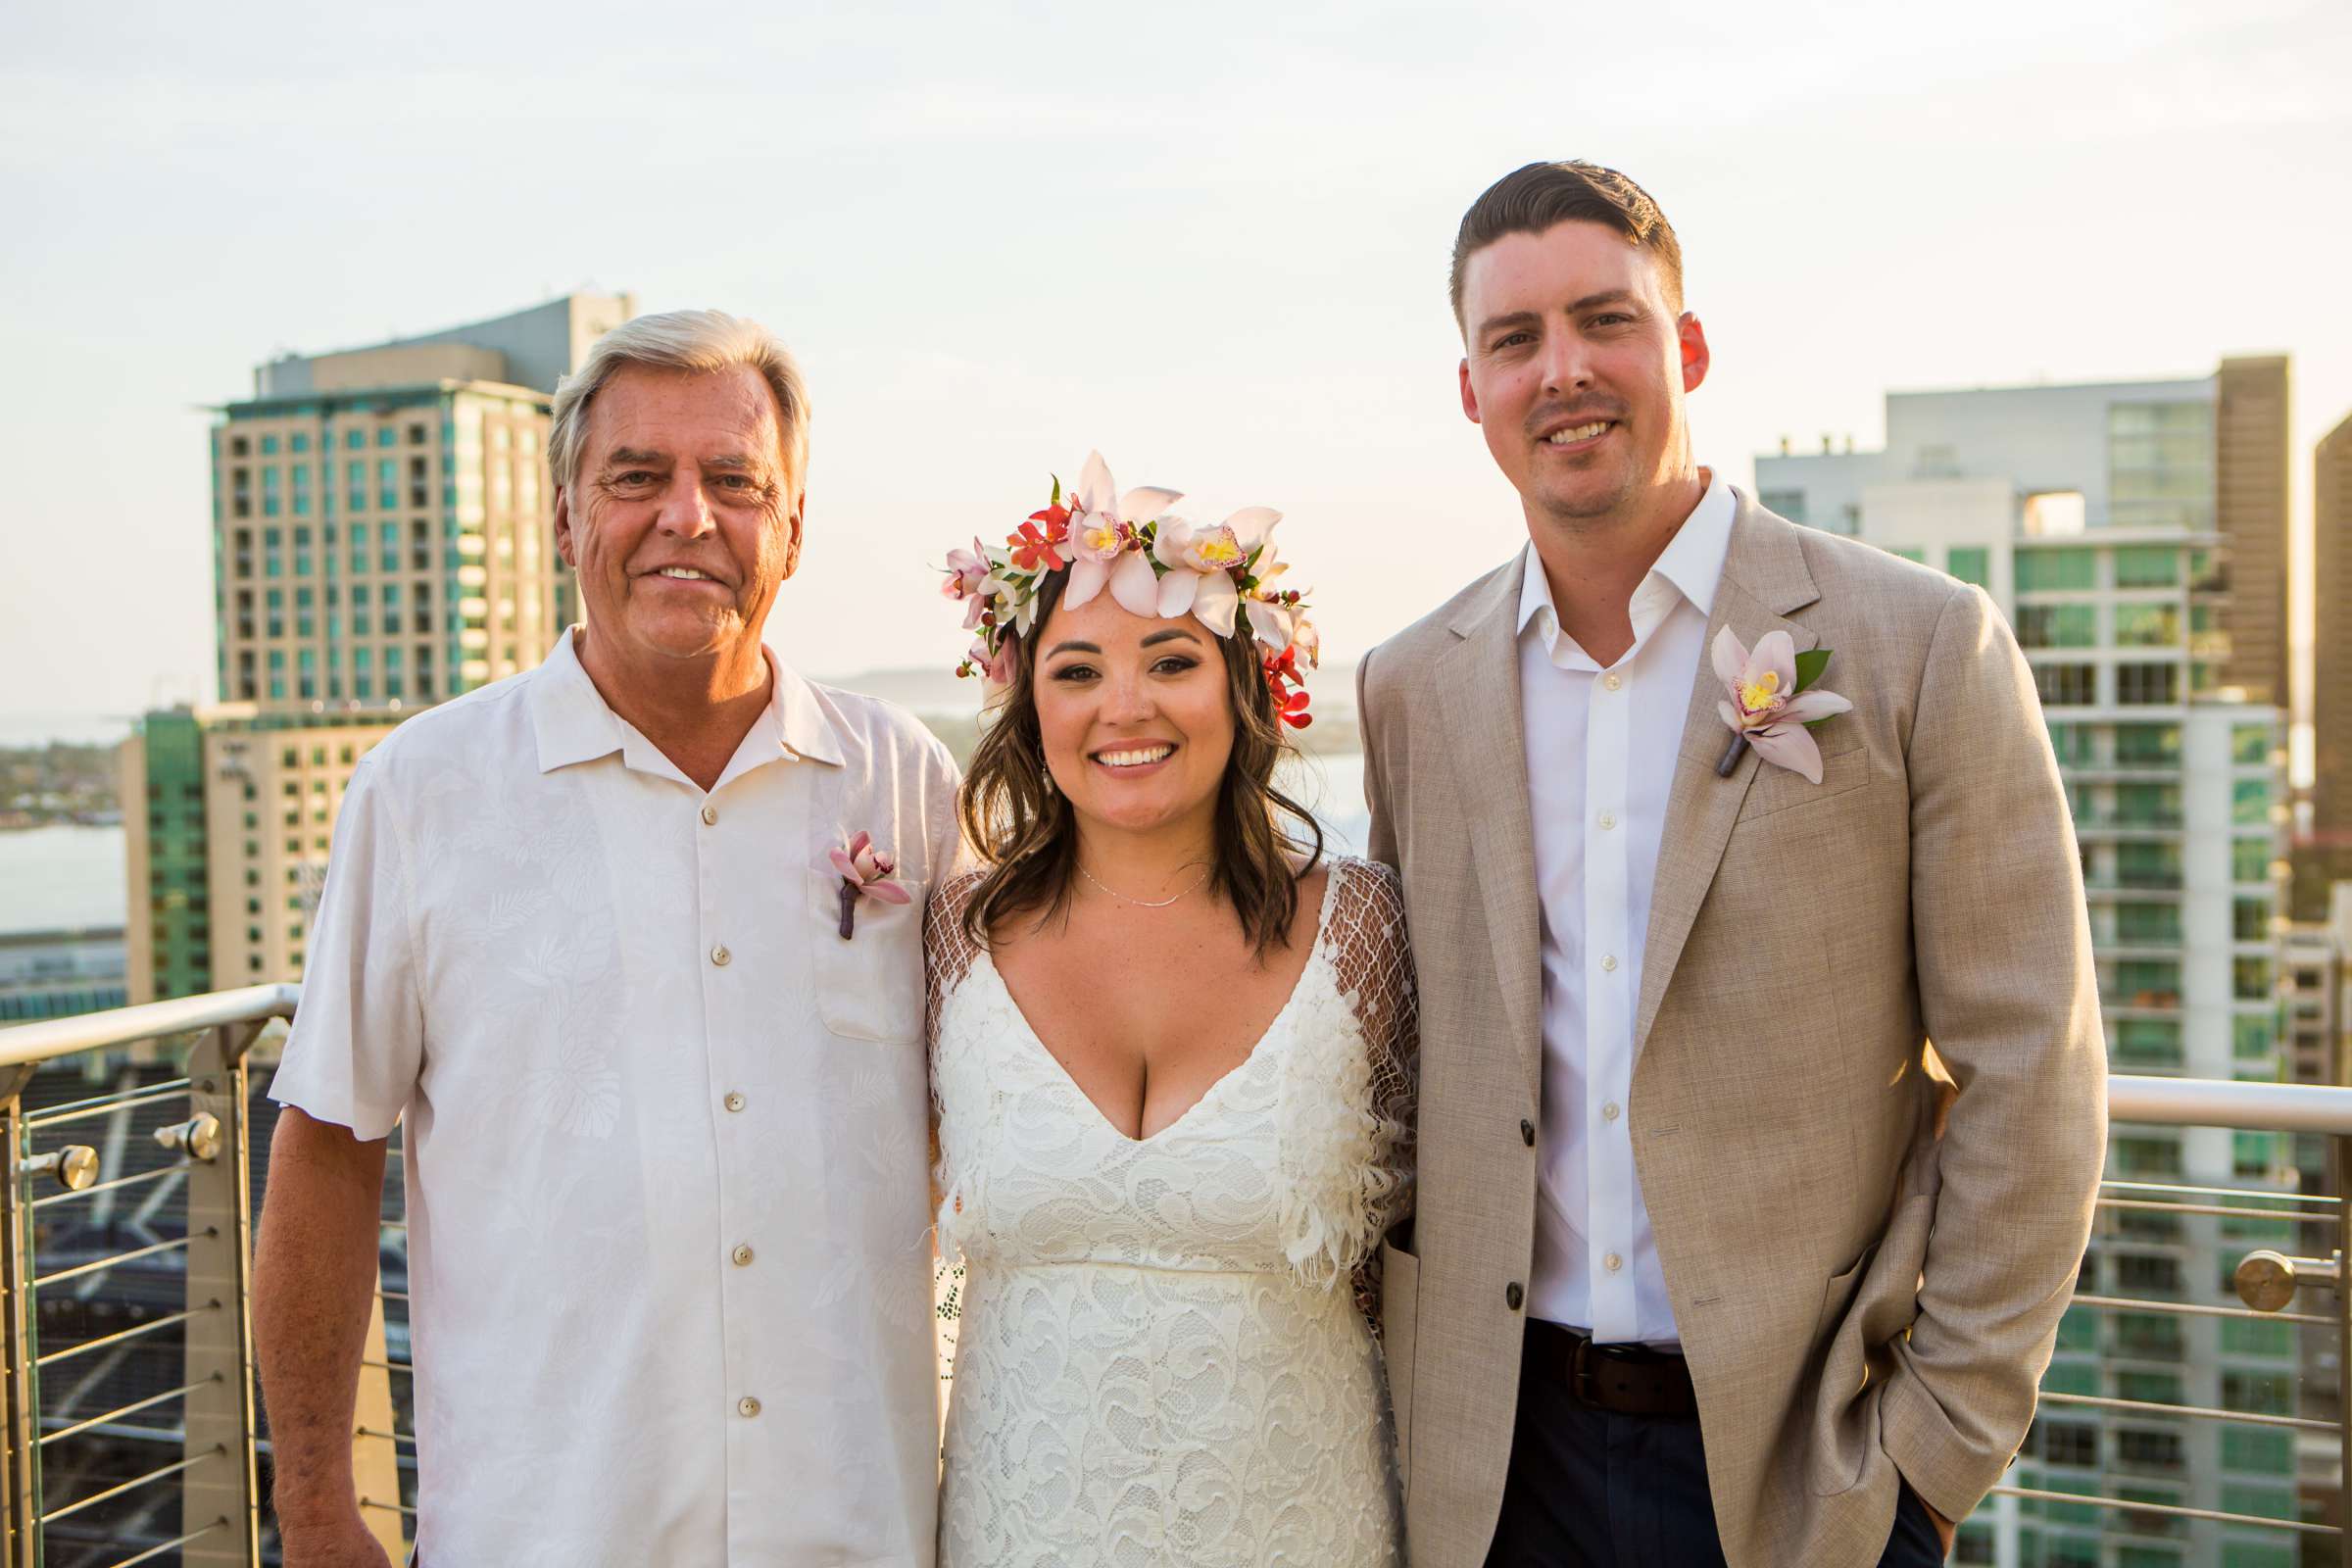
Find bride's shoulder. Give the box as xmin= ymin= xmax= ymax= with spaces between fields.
xmin=1317 ymin=854 xmax=1402 ymax=906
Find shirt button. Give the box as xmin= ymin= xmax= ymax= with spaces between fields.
xmin=1603 ymin=1102 xmax=1622 ymax=1122
xmin=710 ymin=943 xmax=731 ymax=967
xmin=1603 ymin=673 xmax=1623 ymax=692
xmin=1598 ymin=811 xmax=1617 ymax=830
xmin=738 ymin=1396 xmax=761 ymax=1418
xmin=1600 ymin=954 xmax=1618 ymax=972
xmin=1520 ymin=1118 xmax=1536 ymax=1147
xmin=731 ymin=1243 xmax=754 ymax=1267
xmin=723 ymin=1092 xmax=746 ymax=1112
xmin=701 ymin=803 xmax=718 ymax=826
xmin=1604 ymin=1252 xmax=1624 ymax=1273
xmin=1505 ymin=1282 xmax=1525 ymax=1310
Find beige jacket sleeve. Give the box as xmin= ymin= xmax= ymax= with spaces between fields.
xmin=1880 ymin=582 xmax=2108 ymax=1522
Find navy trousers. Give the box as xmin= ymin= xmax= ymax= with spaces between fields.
xmin=1484 ymin=1332 xmax=1946 ymax=1567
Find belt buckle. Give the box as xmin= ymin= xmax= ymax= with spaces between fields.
xmin=1569 ymin=1333 xmax=1601 ymax=1406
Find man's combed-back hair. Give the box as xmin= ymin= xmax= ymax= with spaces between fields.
xmin=956 ymin=567 xmax=1325 ymax=960
xmin=548 ymin=309 xmax=810 ymax=491
xmin=1449 ymin=161 xmax=1684 ymax=327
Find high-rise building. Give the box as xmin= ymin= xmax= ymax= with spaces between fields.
xmin=124 ymin=293 xmax=632 ymax=1003
xmin=2306 ymin=410 xmax=2352 ymax=915
xmin=1758 ymin=376 xmax=2297 ymax=1568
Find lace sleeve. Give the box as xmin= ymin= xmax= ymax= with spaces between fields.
xmin=926 ymin=870 xmax=990 ymax=1344
xmin=1326 ymin=858 xmax=1419 ymax=1333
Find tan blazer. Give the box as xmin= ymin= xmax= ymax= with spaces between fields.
xmin=1358 ymin=494 xmax=2106 ymax=1568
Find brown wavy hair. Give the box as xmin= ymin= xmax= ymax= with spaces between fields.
xmin=956 ymin=566 xmax=1324 ymax=960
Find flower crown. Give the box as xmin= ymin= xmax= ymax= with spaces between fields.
xmin=940 ymin=451 xmax=1319 ymax=728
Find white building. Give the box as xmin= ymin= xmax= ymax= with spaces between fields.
xmin=1759 ymin=375 xmax=2298 ymax=1568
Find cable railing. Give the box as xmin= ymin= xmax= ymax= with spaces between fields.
xmin=5 ymin=1001 xmax=2350 ymax=1564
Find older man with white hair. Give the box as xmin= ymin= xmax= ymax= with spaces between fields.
xmin=254 ymin=311 xmax=960 ymax=1566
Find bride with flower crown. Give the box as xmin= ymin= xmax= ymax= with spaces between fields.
xmin=926 ymin=453 xmax=1417 ymax=1565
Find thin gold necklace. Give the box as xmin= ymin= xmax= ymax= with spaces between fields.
xmin=1077 ymin=861 xmax=1211 ymax=908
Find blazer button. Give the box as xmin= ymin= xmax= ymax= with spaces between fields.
xmin=1505 ymin=1282 xmax=1525 ymax=1310
xmin=1520 ymin=1118 xmax=1536 ymax=1147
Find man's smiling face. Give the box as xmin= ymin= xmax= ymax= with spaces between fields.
xmin=1457 ymin=219 xmax=1708 ymax=527
xmin=554 ymin=362 xmax=803 ymax=668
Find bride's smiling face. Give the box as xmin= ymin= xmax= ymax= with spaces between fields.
xmin=1031 ymin=591 xmax=1236 ymax=839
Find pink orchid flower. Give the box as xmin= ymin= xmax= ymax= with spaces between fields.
xmin=1711 ymin=627 xmax=1852 ymax=784
xmin=1152 ymin=506 xmax=1279 ymax=636
xmin=942 ymin=537 xmax=996 ymax=629
xmin=831 ymin=830 xmax=911 ymax=939
xmin=1062 ymin=451 xmax=1182 ymax=618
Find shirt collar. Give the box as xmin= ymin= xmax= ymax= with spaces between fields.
xmin=1515 ymin=467 xmax=1738 ymax=640
xmin=528 ymin=629 xmax=844 ymax=775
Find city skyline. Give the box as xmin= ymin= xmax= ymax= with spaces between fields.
xmin=4 ymin=0 xmax=2348 ymax=742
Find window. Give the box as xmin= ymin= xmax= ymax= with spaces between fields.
xmin=346 ymin=429 xmax=366 ymax=450
xmin=1759 ymin=488 xmax=1806 ymax=523
xmin=2113 ymin=604 xmax=2180 ymax=647
xmin=2116 ymin=904 xmax=2180 ymax=943
xmin=2233 ymin=724 xmax=2273 ymax=764
xmin=291 ymin=431 xmax=310 ymax=453
xmin=2018 ymin=604 xmax=2096 ymax=648
xmin=2116 ymin=1429 xmax=2182 ymax=1469
xmin=2116 ymin=662 xmax=2180 ymax=705
xmin=1886 ymin=545 xmax=1924 ymax=564
xmin=2221 ymin=1317 xmax=2292 ymax=1356
xmin=2034 ymin=662 xmax=2097 ymax=706
xmin=2231 ymin=838 xmax=2273 ymax=883
xmin=2114 ymin=1254 xmax=2181 ymax=1297
xmin=2047 ymin=723 xmax=2094 ymax=764
xmin=2114 ymin=783 xmax=2180 ymax=826
xmin=2112 ymin=1018 xmax=2180 ymax=1065
xmin=1945 ymin=546 xmax=1988 ymax=587
xmin=2233 ymin=957 xmax=2273 ymax=1002
xmin=2233 ymin=777 xmax=2271 ymax=825
xmin=377 ymin=425 xmax=396 ymax=448
xmin=2016 ymin=548 xmax=2094 ymax=592
xmin=2042 ymin=1423 xmax=2098 ymax=1465
xmin=2114 ymin=723 xmax=2180 ymax=764
xmin=2233 ymin=899 xmax=2273 ymax=942
xmin=261 ymin=434 xmax=279 ymax=455
xmin=409 ymin=421 xmax=428 ymax=445
xmin=2112 ymin=1137 xmax=2182 ymax=1178
xmin=2223 ymin=1427 xmax=2293 ymax=1472
xmin=2114 ymin=960 xmax=2180 ymax=1006
xmin=2114 ymin=546 xmax=2180 ymax=587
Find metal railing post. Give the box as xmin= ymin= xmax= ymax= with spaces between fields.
xmin=2338 ymin=1132 xmax=2351 ymax=1568
xmin=1 ymin=1064 xmax=37 ymax=1568
xmin=352 ymin=1293 xmax=405 ymax=1558
xmin=178 ymin=1025 xmax=262 ymax=1566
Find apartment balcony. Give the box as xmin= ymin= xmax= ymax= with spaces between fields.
xmin=7 ymin=998 xmax=2352 ymax=1565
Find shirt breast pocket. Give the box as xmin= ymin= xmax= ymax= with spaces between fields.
xmin=808 ymin=868 xmax=928 ymax=1043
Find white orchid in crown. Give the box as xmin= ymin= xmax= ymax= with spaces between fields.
xmin=1062 ymin=451 xmax=1182 ymax=619
xmin=1152 ymin=506 xmax=1281 ymax=638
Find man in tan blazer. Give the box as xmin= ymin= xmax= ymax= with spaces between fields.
xmin=1358 ymin=161 xmax=2106 ymax=1568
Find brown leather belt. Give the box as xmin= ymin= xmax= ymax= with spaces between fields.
xmin=1527 ymin=1319 xmax=1699 ymax=1418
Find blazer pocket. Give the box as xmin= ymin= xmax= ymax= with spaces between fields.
xmin=1810 ymin=1190 xmax=1937 ymax=1495
xmin=808 ymin=869 xmax=927 ymax=1043
xmin=1379 ymin=1238 xmax=1420 ymax=1498
xmin=1736 ymin=737 xmax=1875 ymax=825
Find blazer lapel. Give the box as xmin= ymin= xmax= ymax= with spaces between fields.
xmin=1633 ymin=500 xmax=1823 ymax=1058
xmin=1435 ymin=557 xmax=1544 ymax=1088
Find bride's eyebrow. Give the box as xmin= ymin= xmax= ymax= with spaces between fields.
xmin=1045 ymin=640 xmax=1102 ymax=658
xmin=1141 ymin=629 xmax=1202 ymax=648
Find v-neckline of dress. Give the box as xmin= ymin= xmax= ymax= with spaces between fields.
xmin=976 ymin=862 xmax=1347 ymax=1147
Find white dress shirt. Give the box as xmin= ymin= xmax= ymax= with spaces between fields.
xmin=270 ymin=629 xmax=960 ymax=1566
xmin=1518 ymin=471 xmax=1735 ymax=1346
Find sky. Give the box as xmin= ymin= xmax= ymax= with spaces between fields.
xmin=3 ymin=0 xmax=2347 ymax=743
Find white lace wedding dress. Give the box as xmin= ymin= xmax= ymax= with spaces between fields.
xmin=927 ymin=855 xmax=1417 ymax=1567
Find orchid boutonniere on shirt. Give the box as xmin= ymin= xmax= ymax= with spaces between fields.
xmin=832 ymin=830 xmax=910 ymax=939
xmin=1711 ymin=628 xmax=1853 ymax=784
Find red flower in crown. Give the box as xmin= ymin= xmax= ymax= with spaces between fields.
xmin=1264 ymin=646 xmax=1313 ymax=729
xmin=1008 ymin=505 xmax=1071 ymax=573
